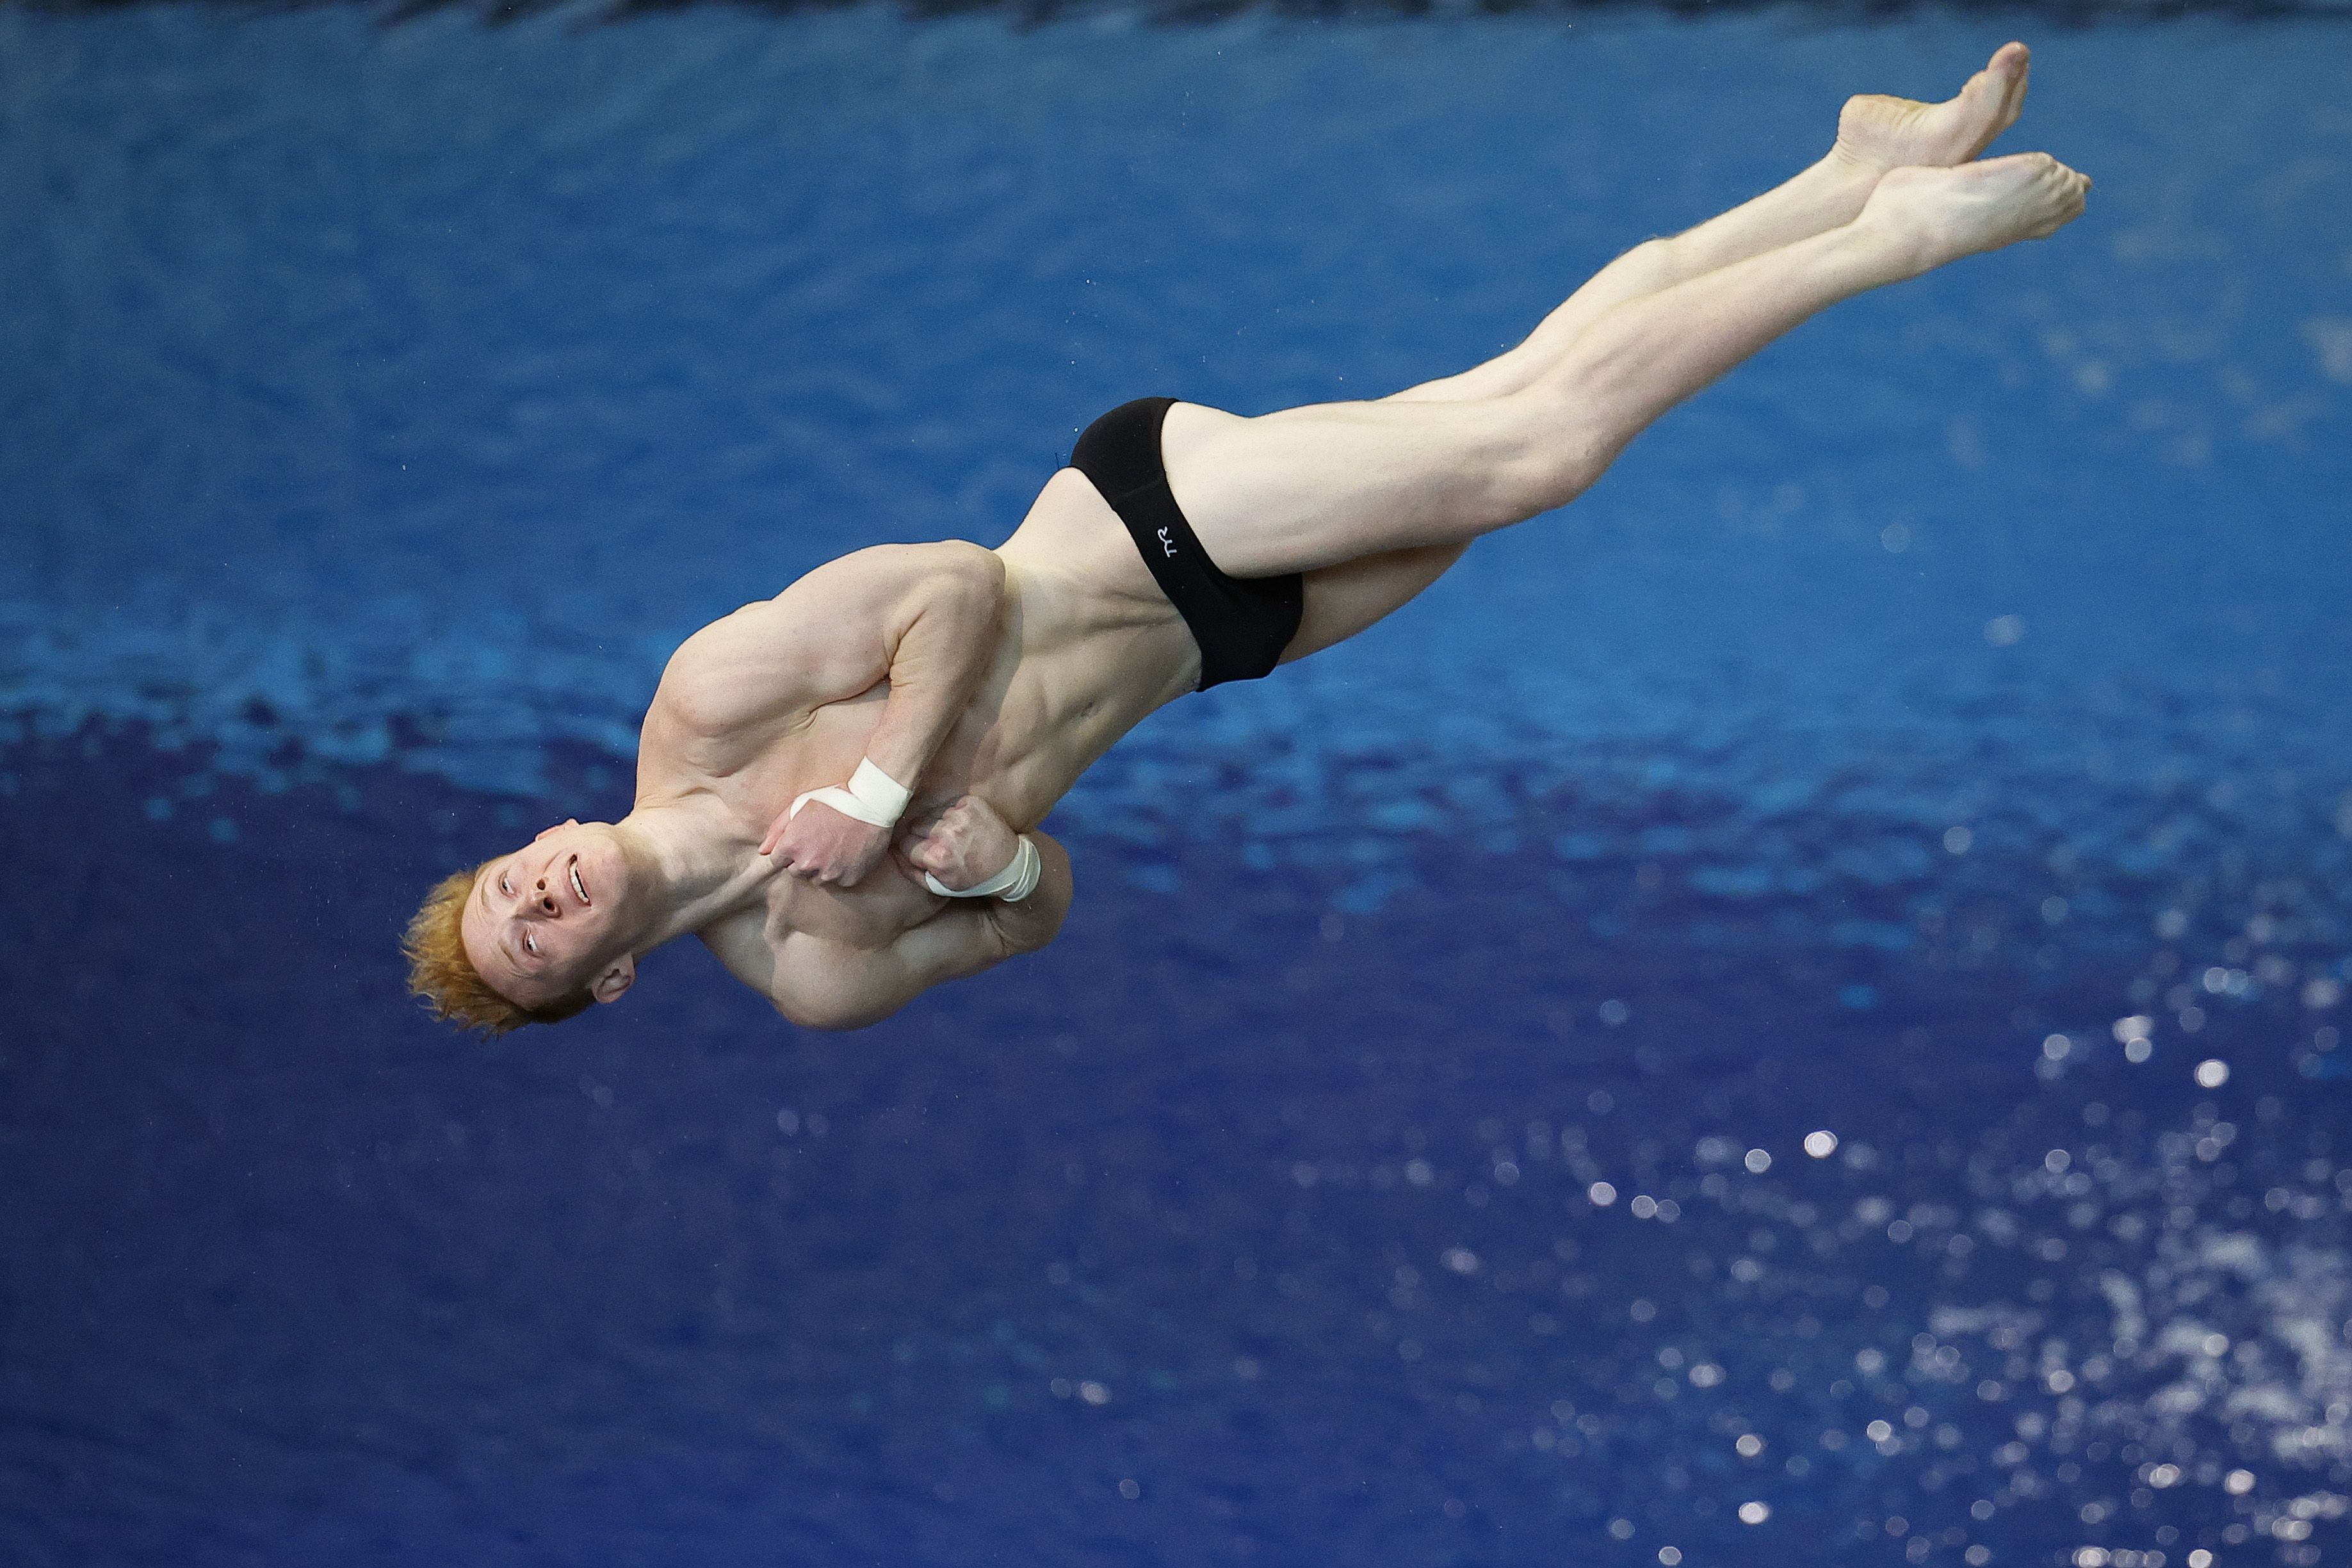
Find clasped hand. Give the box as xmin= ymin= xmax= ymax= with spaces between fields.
xmin=893 ymin=795 xmax=1018 ymax=894
xmin=760 ymin=798 xmax=893 ymax=887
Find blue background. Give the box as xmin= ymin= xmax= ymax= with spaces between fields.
xmin=3 ymin=5 xmax=2350 ymax=1564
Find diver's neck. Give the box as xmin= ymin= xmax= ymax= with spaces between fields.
xmin=610 ymin=796 xmax=767 ymax=953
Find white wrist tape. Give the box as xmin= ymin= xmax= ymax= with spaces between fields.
xmin=926 ymin=834 xmax=1042 ymax=902
xmin=787 ymin=757 xmax=912 ymax=828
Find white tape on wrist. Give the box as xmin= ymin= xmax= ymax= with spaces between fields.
xmin=926 ymin=835 xmax=1042 ymax=902
xmin=786 ymin=757 xmax=912 ymax=828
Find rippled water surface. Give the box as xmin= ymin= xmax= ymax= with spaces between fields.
xmin=3 ymin=5 xmax=2350 ymax=1565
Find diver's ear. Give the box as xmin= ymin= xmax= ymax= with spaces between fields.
xmin=590 ymin=953 xmax=636 ymax=1005
xmin=533 ymin=818 xmax=582 ymax=842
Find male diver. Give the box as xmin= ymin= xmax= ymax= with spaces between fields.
xmin=407 ymin=44 xmax=2084 ymax=1033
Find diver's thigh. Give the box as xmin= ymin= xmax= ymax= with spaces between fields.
xmin=1161 ymin=395 xmax=1549 ymax=579
xmin=1279 ymin=542 xmax=1471 ymax=665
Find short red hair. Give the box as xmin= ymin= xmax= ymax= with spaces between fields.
xmin=403 ymin=859 xmax=592 ymax=1035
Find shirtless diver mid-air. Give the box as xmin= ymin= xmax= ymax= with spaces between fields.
xmin=406 ymin=44 xmax=2085 ymax=1034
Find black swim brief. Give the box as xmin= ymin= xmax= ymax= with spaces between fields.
xmin=1070 ymin=396 xmax=1304 ymax=691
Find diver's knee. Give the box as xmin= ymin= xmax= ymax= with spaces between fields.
xmin=1491 ymin=389 xmax=1608 ymax=517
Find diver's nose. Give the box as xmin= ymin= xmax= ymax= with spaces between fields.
xmin=533 ymin=877 xmax=559 ymax=916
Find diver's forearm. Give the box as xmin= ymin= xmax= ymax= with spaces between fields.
xmin=860 ymin=549 xmax=1007 ymax=794
xmin=985 ymin=830 xmax=1073 ymax=957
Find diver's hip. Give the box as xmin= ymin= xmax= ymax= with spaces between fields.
xmin=996 ymin=469 xmax=1203 ymax=710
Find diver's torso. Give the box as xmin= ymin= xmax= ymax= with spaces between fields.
xmin=653 ymin=465 xmax=1200 ymax=962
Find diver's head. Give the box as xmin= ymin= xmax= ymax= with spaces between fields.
xmin=404 ymin=819 xmax=640 ymax=1035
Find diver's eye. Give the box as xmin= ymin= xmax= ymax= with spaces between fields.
xmin=500 ymin=876 xmax=512 ymax=895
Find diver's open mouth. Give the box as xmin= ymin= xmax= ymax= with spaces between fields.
xmin=569 ymin=859 xmax=590 ymax=907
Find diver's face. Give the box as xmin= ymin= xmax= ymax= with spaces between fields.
xmin=459 ymin=819 xmax=636 ymax=1008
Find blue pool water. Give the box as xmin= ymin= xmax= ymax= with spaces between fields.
xmin=4 ymin=4 xmax=2351 ymax=1564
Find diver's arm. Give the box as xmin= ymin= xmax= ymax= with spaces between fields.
xmin=656 ymin=540 xmax=1004 ymax=755
xmin=656 ymin=541 xmax=1006 ymax=884
xmin=753 ymin=831 xmax=1075 ymax=1030
xmin=756 ymin=542 xmax=1006 ymax=884
xmin=975 ymin=828 xmax=1073 ymax=958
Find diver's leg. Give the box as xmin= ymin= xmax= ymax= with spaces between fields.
xmin=1263 ymin=47 xmax=2040 ymax=655
xmin=1386 ymin=42 xmax=2032 ymax=407
xmin=1169 ymin=153 xmax=2088 ymax=580
xmin=1382 ymin=162 xmax=1876 ymax=407
xmin=1281 ymin=542 xmax=1469 ymax=664
xmin=1278 ymin=143 xmax=1901 ymax=656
